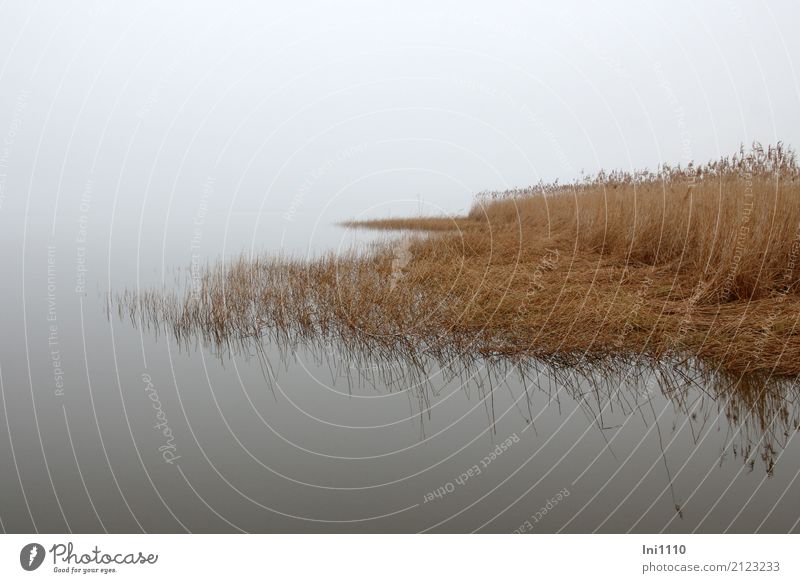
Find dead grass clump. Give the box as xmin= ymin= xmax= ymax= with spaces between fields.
xmin=341 ymin=217 xmax=473 ymax=232
xmin=470 ymin=142 xmax=800 ymax=302
xmin=115 ymin=144 xmax=800 ymax=377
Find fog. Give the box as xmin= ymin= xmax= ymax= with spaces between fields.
xmin=1 ymin=0 xmax=800 ymax=536
xmin=0 ymin=0 xmax=798 ymax=259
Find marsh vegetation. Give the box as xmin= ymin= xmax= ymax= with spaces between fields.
xmin=117 ymin=144 xmax=800 ymax=376
xmin=109 ymin=144 xmax=800 ymax=477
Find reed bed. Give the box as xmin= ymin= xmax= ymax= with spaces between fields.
xmin=115 ymin=144 xmax=800 ymax=377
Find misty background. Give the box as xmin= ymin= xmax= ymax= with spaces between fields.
xmin=0 ymin=0 xmax=798 ymax=271
xmin=0 ymin=0 xmax=799 ymax=534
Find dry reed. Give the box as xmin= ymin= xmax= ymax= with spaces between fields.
xmin=115 ymin=144 xmax=800 ymax=378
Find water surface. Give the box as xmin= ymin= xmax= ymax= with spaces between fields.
xmin=1 ymin=214 xmax=799 ymax=534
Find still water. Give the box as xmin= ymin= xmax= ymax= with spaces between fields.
xmin=1 ymin=213 xmax=799 ymax=533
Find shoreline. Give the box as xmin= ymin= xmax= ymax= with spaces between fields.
xmin=117 ymin=144 xmax=800 ymax=378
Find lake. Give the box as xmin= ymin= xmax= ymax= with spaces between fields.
xmin=1 ymin=212 xmax=798 ymax=534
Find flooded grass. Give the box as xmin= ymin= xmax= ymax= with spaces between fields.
xmin=107 ymin=144 xmax=800 ymax=476
xmin=116 ymin=143 xmax=800 ymax=378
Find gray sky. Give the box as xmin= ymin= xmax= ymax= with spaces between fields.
xmin=1 ymin=0 xmax=798 ymax=256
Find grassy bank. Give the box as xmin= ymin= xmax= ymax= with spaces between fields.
xmin=118 ymin=144 xmax=800 ymax=377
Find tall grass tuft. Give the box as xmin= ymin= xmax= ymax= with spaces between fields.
xmin=115 ymin=144 xmax=800 ymax=376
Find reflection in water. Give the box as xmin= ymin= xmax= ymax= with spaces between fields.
xmin=112 ymin=289 xmax=800 ymax=481
xmin=94 ymin=257 xmax=800 ymax=534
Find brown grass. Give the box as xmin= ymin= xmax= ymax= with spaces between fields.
xmin=341 ymin=217 xmax=474 ymax=232
xmin=115 ymin=143 xmax=800 ymax=377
